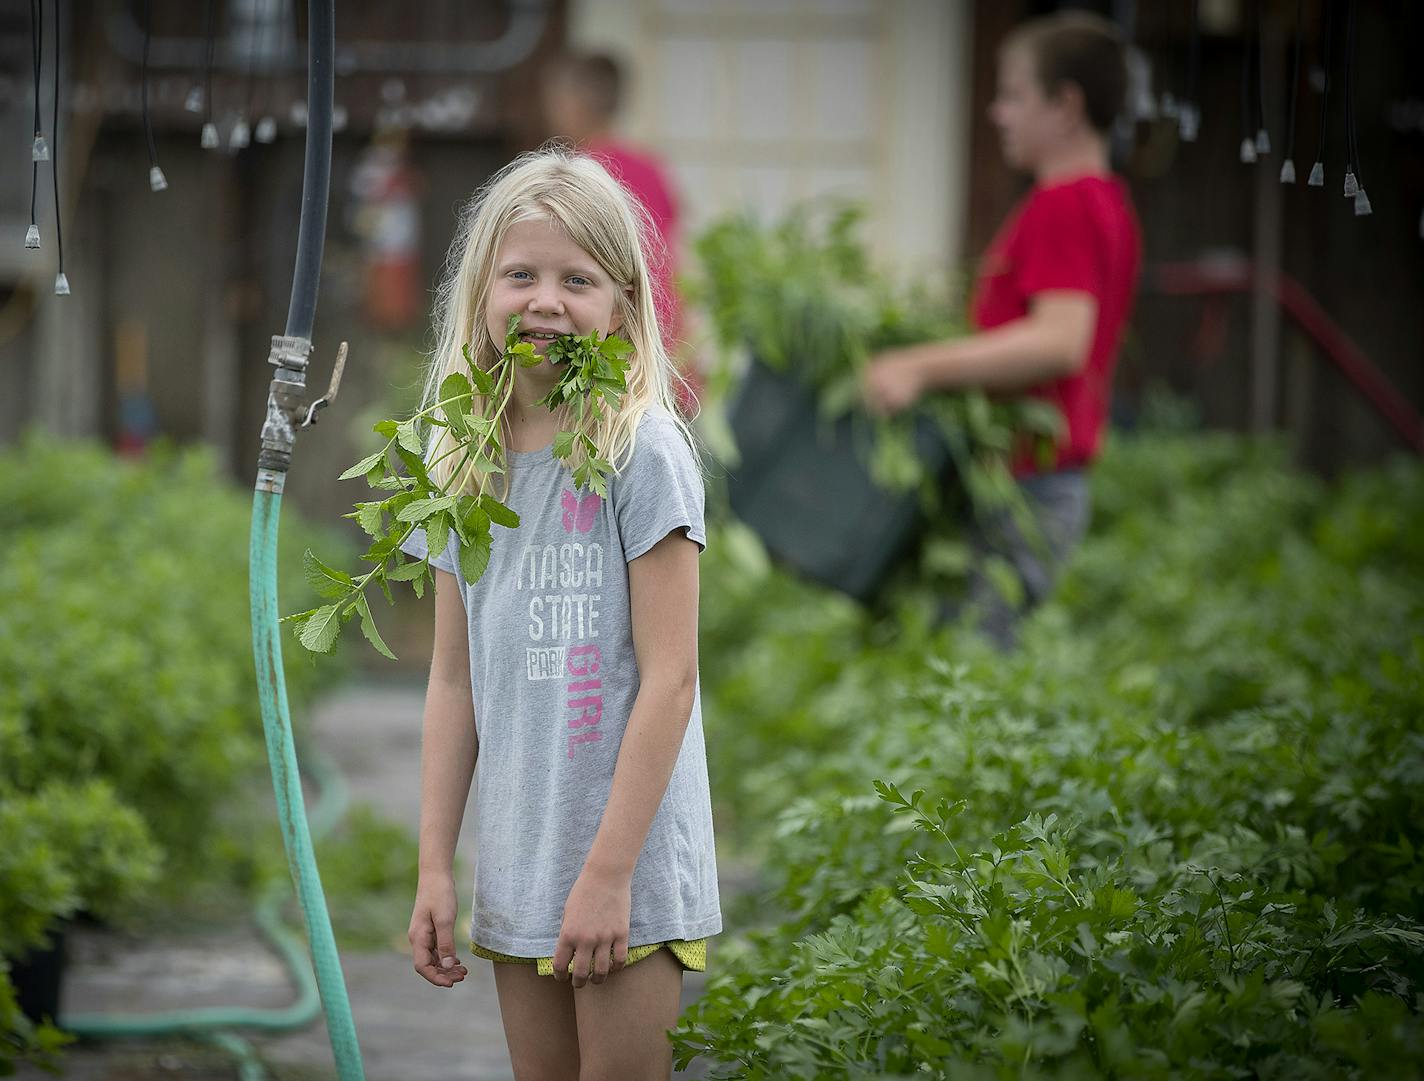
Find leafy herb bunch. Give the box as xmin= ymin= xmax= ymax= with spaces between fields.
xmin=284 ymin=314 xmax=631 ymax=659
xmin=692 ymin=204 xmax=1062 ymax=496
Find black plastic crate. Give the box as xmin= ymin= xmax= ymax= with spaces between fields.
xmin=11 ymin=925 xmax=66 ymax=1025
xmin=726 ymin=357 xmax=951 ymax=602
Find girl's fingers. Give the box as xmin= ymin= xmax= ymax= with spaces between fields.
xmin=552 ymin=938 xmax=574 ymax=984
xmin=555 ymin=932 xmax=628 ymax=986
xmin=569 ymin=944 xmax=592 ymax=988
xmin=410 ymin=914 xmax=438 ymax=977
xmin=410 ymin=911 xmax=467 ymax=987
xmin=591 ymin=941 xmax=612 ymax=984
xmin=436 ymin=932 xmax=459 ymax=969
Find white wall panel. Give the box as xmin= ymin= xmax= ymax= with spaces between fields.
xmin=568 ymin=0 xmax=971 ymax=279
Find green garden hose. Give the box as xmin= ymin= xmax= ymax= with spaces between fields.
xmin=64 ymin=2 xmax=364 ymax=1076
xmin=243 ymin=0 xmax=365 ymax=1070
xmin=248 ymin=491 xmax=364 ymax=1079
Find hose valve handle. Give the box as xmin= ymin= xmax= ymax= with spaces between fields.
xmin=302 ymin=341 xmax=348 ymax=428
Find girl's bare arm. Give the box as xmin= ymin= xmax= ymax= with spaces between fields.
xmin=584 ymin=531 xmax=699 ymax=877
xmin=862 ymin=292 xmax=1099 ymax=415
xmin=409 ymin=568 xmax=476 ymax=988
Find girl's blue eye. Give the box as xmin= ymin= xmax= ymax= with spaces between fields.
xmin=568 ymin=276 xmax=591 ymax=287
xmin=510 ymin=270 xmax=532 ymax=281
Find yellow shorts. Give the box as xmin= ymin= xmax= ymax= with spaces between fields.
xmin=470 ymin=937 xmax=707 ymax=977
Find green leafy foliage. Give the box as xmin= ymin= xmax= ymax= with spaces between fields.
xmin=309 ymin=805 xmax=424 ymax=952
xmin=0 ymin=434 xmax=346 ymax=1073
xmin=0 ymin=782 xmax=161 ymax=1071
xmin=0 ymin=783 xmax=161 ymax=960
xmin=679 ymin=431 xmax=1424 ymax=1078
xmin=286 ymin=315 xmax=630 ymax=657
xmin=538 ymin=327 xmax=631 ymax=496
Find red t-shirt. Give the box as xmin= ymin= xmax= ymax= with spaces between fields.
xmin=969 ymin=174 xmax=1141 ymax=475
xmin=586 ymin=140 xmax=701 ymax=414
xmin=585 ymin=143 xmax=681 ymax=339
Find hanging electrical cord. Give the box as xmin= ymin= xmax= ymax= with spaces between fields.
xmin=51 ymin=0 xmax=67 ymax=295
xmin=184 ymin=1 xmax=207 ymax=116
xmin=1279 ymin=0 xmax=1303 ymax=182
xmin=201 ymin=0 xmax=220 ymax=148
xmin=30 ymin=0 xmax=48 ymax=164
xmin=1180 ymin=0 xmax=1201 ymax=141
xmin=142 ymin=0 xmax=167 ymax=191
xmin=1159 ymin=0 xmax=1180 ymax=120
xmin=1308 ymin=0 xmax=1333 ymax=186
xmin=0 ymin=5 xmax=102 ymax=347
xmin=233 ymin=0 xmax=264 ymax=150
xmin=1240 ymin=0 xmax=1258 ymax=162
xmin=1341 ymin=4 xmax=1357 ymax=195
xmin=254 ymin=0 xmax=280 ymax=144
xmin=1253 ymin=0 xmax=1270 ymax=154
xmin=25 ymin=0 xmax=45 ymax=250
xmin=1343 ymin=0 xmax=1370 ymax=215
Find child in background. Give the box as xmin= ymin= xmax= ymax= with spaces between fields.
xmin=400 ymin=148 xmax=720 ymax=1080
xmin=540 ymin=50 xmax=706 ymax=417
xmin=863 ymin=12 xmax=1141 ymax=649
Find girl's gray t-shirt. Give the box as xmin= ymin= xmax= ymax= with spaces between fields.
xmin=399 ymin=408 xmax=721 ymax=956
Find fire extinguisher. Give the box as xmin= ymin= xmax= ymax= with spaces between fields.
xmin=349 ymin=127 xmax=422 ymax=332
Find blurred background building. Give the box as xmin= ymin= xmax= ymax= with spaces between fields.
xmin=1 ymin=0 xmax=1420 ymax=533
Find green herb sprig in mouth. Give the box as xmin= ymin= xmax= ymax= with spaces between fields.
xmin=283 ymin=314 xmax=631 ymax=659
xmin=533 ymin=316 xmax=632 ymax=497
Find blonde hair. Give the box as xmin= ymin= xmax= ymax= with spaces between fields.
xmin=417 ymin=144 xmax=698 ymax=499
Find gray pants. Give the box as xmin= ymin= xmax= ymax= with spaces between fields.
xmin=940 ymin=469 xmax=1091 ymax=650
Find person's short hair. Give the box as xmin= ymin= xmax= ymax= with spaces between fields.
xmin=554 ymin=52 xmax=624 ymax=121
xmin=1004 ymin=12 xmax=1127 ymax=133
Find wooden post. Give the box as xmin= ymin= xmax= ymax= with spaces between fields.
xmin=1249 ymin=11 xmax=1284 ymax=434
xmin=32 ymin=195 xmax=102 ymax=439
xmin=202 ymin=153 xmax=240 ymax=474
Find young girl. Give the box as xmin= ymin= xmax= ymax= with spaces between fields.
xmin=398 ymin=147 xmax=720 ymax=1080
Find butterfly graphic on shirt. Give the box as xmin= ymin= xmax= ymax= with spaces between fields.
xmin=561 ymin=489 xmax=602 ymax=533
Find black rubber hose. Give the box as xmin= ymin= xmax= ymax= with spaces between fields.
xmin=285 ymin=1 xmax=334 ymax=340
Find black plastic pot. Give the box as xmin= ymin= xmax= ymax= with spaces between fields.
xmin=10 ymin=925 xmax=67 ymax=1025
xmin=725 ymin=357 xmax=951 ymax=602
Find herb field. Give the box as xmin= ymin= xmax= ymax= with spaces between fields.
xmin=0 ymin=436 xmax=350 ymax=1067
xmin=676 ymin=429 xmax=1424 ymax=1079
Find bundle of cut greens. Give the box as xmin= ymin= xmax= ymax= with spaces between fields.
xmin=284 ymin=314 xmax=630 ymax=659
xmin=691 ymin=204 xmax=1062 ymax=509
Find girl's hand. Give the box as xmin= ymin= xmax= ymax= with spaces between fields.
xmin=553 ymin=866 xmax=632 ymax=988
xmin=408 ymin=874 xmax=469 ymax=989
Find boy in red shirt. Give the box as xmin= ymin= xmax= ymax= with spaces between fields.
xmin=863 ymin=11 xmax=1141 ymax=648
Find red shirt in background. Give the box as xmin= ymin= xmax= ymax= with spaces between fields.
xmin=969 ymin=174 xmax=1141 ymax=476
xmin=586 ymin=140 xmax=702 ymax=414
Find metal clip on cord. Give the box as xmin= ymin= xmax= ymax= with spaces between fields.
xmin=256 ymin=335 xmax=312 ymax=493
xmin=256 ymin=336 xmax=348 ymax=493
